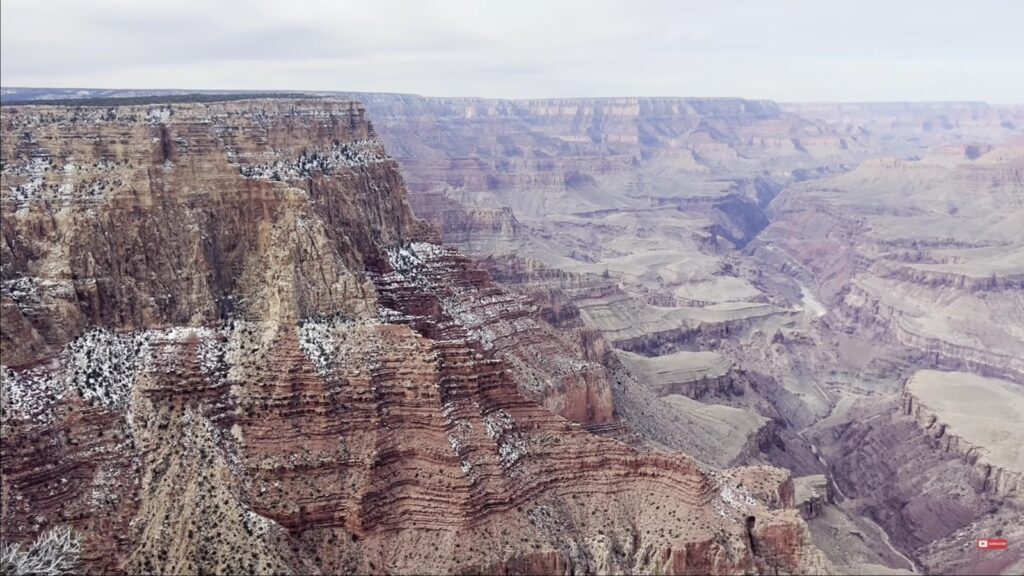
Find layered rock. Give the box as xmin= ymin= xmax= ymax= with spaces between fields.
xmin=759 ymin=142 xmax=1024 ymax=382
xmin=376 ymin=242 xmax=617 ymax=428
xmin=0 ymin=99 xmax=430 ymax=366
xmin=902 ymin=371 xmax=1023 ymax=498
xmin=577 ymin=291 xmax=787 ymax=357
xmin=616 ymin=350 xmax=739 ymax=400
xmin=1 ymin=97 xmax=830 ymax=575
xmin=813 ymin=374 xmax=1024 ymax=574
xmin=783 ymin=102 xmax=1024 ymax=150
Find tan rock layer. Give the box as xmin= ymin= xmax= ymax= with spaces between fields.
xmin=1 ymin=98 xmax=830 ymax=575
xmin=902 ymin=392 xmax=1022 ymax=498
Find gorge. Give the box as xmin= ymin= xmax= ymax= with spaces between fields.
xmin=1 ymin=90 xmax=1022 ymax=575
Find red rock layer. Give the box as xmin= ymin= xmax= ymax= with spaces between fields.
xmin=1 ymin=97 xmax=829 ymax=575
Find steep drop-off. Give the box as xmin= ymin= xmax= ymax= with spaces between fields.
xmin=0 ymin=98 xmax=830 ymax=575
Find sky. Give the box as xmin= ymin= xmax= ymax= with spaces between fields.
xmin=2 ymin=0 xmax=1022 ymax=103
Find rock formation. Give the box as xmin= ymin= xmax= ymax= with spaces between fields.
xmin=793 ymin=475 xmax=831 ymax=520
xmin=0 ymin=97 xmax=831 ymax=575
xmin=348 ymin=94 xmax=1024 ymax=575
xmin=3 ymin=87 xmax=1023 ymax=575
xmin=902 ymin=371 xmax=1022 ymax=499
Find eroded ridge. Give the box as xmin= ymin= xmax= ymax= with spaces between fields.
xmin=1 ymin=98 xmax=831 ymax=575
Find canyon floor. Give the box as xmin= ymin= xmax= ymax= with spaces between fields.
xmin=1 ymin=90 xmax=1023 ymax=575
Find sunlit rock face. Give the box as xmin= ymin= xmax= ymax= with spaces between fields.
xmin=0 ymin=97 xmax=831 ymax=575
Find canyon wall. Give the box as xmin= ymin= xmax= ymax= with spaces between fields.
xmin=4 ymin=88 xmax=1023 ymax=575
xmin=0 ymin=97 xmax=830 ymax=575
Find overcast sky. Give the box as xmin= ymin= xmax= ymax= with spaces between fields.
xmin=2 ymin=0 xmax=1021 ymax=103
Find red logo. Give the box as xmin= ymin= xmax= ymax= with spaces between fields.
xmin=977 ymin=538 xmax=1008 ymax=550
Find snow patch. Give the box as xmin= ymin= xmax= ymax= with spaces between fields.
xmin=239 ymin=139 xmax=388 ymax=181
xmin=2 ymin=326 xmax=227 ymax=424
xmin=64 ymin=329 xmax=152 ymax=409
xmin=483 ymin=409 xmax=527 ymax=468
xmin=298 ymin=315 xmax=377 ymax=378
xmin=4 ymin=156 xmax=52 ymax=203
xmin=298 ymin=318 xmax=339 ymax=376
xmin=711 ymin=474 xmax=758 ymax=521
xmin=2 ymin=364 xmax=66 ymax=424
xmin=386 ymin=242 xmax=447 ymax=278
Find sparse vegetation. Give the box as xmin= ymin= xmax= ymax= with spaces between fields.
xmin=1 ymin=526 xmax=82 ymax=576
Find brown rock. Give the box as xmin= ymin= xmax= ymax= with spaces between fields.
xmin=0 ymin=97 xmax=830 ymax=575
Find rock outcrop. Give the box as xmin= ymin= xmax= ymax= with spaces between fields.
xmin=902 ymin=371 xmax=1023 ymax=498
xmin=792 ymin=475 xmax=831 ymax=520
xmin=0 ymin=97 xmax=830 ymax=575
xmin=814 ymin=373 xmax=1024 ymax=574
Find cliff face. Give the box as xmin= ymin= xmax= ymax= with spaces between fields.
xmin=901 ymin=371 xmax=1023 ymax=499
xmin=0 ymin=99 xmax=428 ymax=365
xmin=814 ymin=369 xmax=1024 ymax=574
xmin=902 ymin=393 xmax=1022 ymax=498
xmin=0 ymin=98 xmax=830 ymax=575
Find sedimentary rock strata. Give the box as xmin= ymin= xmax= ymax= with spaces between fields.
xmin=760 ymin=142 xmax=1024 ymax=381
xmin=903 ymin=370 xmax=1022 ymax=498
xmin=4 ymin=88 xmax=1023 ymax=575
xmin=0 ymin=97 xmax=830 ymax=575
xmin=351 ymin=94 xmax=1024 ymax=575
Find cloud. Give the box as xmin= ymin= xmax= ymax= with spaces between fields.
xmin=1 ymin=0 xmax=1022 ymax=102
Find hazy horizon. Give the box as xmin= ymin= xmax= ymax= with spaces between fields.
xmin=2 ymin=0 xmax=1022 ymax=104
xmin=4 ymin=86 xmax=1024 ymax=107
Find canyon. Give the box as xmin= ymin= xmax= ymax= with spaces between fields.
xmin=1 ymin=89 xmax=1022 ymax=575
xmin=350 ymin=94 xmax=1024 ymax=575
xmin=1 ymin=96 xmax=829 ymax=575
